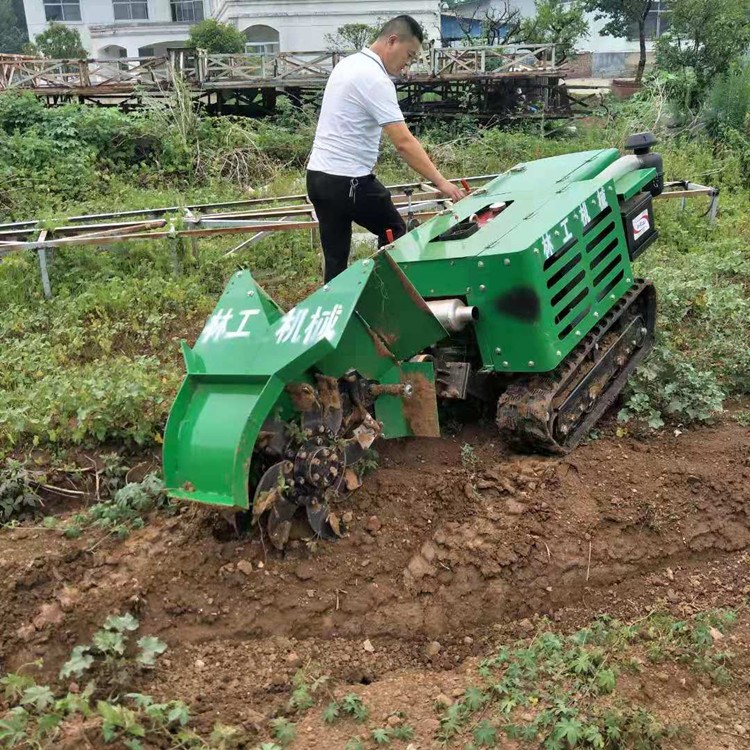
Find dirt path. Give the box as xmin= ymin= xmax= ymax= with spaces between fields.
xmin=1 ymin=419 xmax=748 ymax=748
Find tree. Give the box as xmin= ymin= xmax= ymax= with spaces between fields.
xmin=655 ymin=0 xmax=750 ymax=106
xmin=518 ymin=0 xmax=589 ymax=65
xmin=0 ymin=0 xmax=28 ymax=54
xmin=584 ymin=0 xmax=654 ymax=83
xmin=25 ymin=22 xmax=86 ymax=58
xmin=188 ymin=19 xmax=246 ymax=54
xmin=447 ymin=0 xmax=522 ymax=46
xmin=324 ymin=23 xmax=380 ymax=50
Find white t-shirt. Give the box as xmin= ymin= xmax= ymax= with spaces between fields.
xmin=307 ymin=48 xmax=405 ymax=177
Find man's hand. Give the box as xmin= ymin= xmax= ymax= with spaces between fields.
xmin=435 ymin=179 xmax=465 ymax=203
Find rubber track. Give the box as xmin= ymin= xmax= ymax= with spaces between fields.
xmin=496 ymin=280 xmax=655 ymax=454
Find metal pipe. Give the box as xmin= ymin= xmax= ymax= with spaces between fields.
xmin=425 ymin=299 xmax=479 ymax=332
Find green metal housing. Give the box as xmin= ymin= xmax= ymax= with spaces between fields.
xmin=389 ymin=148 xmax=657 ymax=373
xmin=163 ymin=146 xmax=659 ymax=511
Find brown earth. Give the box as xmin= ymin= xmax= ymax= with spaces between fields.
xmin=1 ymin=418 xmax=749 ymax=748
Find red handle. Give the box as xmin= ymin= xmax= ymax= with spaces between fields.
xmin=460 ymin=178 xmax=470 ymax=192
xmin=385 ymin=228 xmax=394 ymax=244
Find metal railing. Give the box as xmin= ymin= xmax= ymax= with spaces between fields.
xmin=0 ymin=44 xmax=559 ymax=92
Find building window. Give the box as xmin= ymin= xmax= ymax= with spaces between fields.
xmin=43 ymin=1 xmax=82 ymax=21
xmin=170 ymin=1 xmax=204 ymax=22
xmin=113 ymin=1 xmax=149 ymax=21
xmin=630 ymin=0 xmax=670 ymax=41
xmin=245 ymin=42 xmax=280 ymax=56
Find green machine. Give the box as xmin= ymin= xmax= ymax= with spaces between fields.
xmin=163 ymin=134 xmax=664 ymax=548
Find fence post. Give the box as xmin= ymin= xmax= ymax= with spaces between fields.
xmin=36 ymin=230 xmax=52 ymax=299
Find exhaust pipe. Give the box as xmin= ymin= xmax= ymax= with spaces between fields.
xmin=426 ymin=299 xmax=479 ymax=333
xmin=597 ymin=132 xmax=664 ymax=196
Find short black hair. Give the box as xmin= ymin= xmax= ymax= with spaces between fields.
xmin=378 ymin=15 xmax=424 ymax=43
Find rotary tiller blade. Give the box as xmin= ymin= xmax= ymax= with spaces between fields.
xmin=267 ymin=495 xmax=300 ymax=549
xmin=305 ymin=499 xmax=339 ymax=540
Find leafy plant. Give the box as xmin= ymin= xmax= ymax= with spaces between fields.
xmin=0 ymin=458 xmax=43 ymax=523
xmin=270 ymin=717 xmax=296 ymax=746
xmin=59 ymin=613 xmax=167 ymax=691
xmin=340 ymin=693 xmax=369 ymax=723
xmin=25 ymin=21 xmax=86 ymax=58
xmin=461 ymin=443 xmax=479 ymax=471
xmin=188 ymin=19 xmax=246 ymax=53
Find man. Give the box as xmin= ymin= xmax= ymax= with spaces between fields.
xmin=307 ymin=15 xmax=465 ymax=282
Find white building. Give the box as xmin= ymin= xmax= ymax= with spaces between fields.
xmin=445 ymin=0 xmax=672 ymax=77
xmin=22 ymin=0 xmax=442 ymax=59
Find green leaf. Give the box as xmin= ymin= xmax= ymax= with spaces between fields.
xmin=124 ymin=740 xmax=143 ymax=750
xmin=392 ymin=724 xmax=415 ymax=740
xmin=595 ymin=667 xmax=616 ymax=694
xmin=583 ymin=725 xmax=605 ymax=749
xmin=36 ymin=711 xmax=63 ymax=737
xmin=60 ymin=645 xmax=94 ymax=679
xmin=555 ymin=717 xmax=583 ymax=747
xmin=93 ymin=628 xmax=126 ymax=656
xmin=1 ymin=672 xmax=36 ymax=702
xmin=464 ymin=686 xmax=487 ymax=711
xmin=136 ymin=635 xmax=168 ymax=666
xmin=124 ymin=693 xmax=154 ymax=708
xmin=20 ymin=685 xmax=54 ymax=712
xmin=167 ymin=701 xmax=190 ymax=726
xmin=473 ymin=720 xmax=497 ymax=747
xmin=371 ymin=727 xmax=391 ymax=745
xmin=341 ymin=693 xmax=368 ymax=722
xmin=322 ymin=701 xmax=340 ymax=724
xmin=345 ymin=738 xmax=364 ymax=750
xmin=271 ymin=717 xmax=296 ymax=747
xmin=102 ymin=613 xmax=139 ymax=633
xmin=289 ymin=684 xmax=314 ymax=711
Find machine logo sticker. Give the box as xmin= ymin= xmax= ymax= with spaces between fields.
xmin=632 ymin=209 xmax=651 ymax=241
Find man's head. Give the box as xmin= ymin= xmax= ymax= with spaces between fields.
xmin=370 ymin=15 xmax=424 ymax=75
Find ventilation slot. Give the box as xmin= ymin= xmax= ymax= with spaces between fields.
xmin=593 ymin=254 xmax=622 ymax=287
xmin=585 ymin=221 xmax=615 ymax=254
xmin=558 ymin=305 xmax=591 ymax=339
xmin=542 ymin=236 xmax=577 ymax=271
xmin=596 ymin=270 xmax=625 ymax=302
xmin=551 ymin=270 xmax=586 ymax=308
xmin=590 ymin=237 xmax=619 ymax=270
xmin=547 ymin=253 xmax=581 ymax=289
xmin=582 ymin=205 xmax=612 ymax=235
xmin=554 ymin=287 xmax=587 ymax=325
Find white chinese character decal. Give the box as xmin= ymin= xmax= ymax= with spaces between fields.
xmin=200 ymin=308 xmax=234 ymax=343
xmin=560 ymin=217 xmax=573 ymax=243
xmin=276 ymin=304 xmax=344 ymax=345
xmin=200 ymin=308 xmax=261 ymax=343
xmin=579 ymin=201 xmax=591 ymax=227
xmin=542 ymin=233 xmax=555 ymax=259
xmin=275 ymin=307 xmax=308 ymax=344
xmin=224 ymin=309 xmax=260 ymax=339
xmin=597 ymin=187 xmax=608 ymax=211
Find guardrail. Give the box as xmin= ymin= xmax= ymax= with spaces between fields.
xmin=0 ymin=44 xmax=559 ymax=92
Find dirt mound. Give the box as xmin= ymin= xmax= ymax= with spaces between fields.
xmin=1 ymin=421 xmax=749 ymax=746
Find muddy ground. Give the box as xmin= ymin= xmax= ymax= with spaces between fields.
xmin=1 ymin=417 xmax=749 ymax=749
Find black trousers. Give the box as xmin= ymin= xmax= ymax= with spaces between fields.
xmin=307 ymin=169 xmax=406 ymax=282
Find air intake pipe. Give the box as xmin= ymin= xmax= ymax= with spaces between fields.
xmin=426 ymin=299 xmax=479 ymax=333
xmin=597 ymin=132 xmax=664 ymax=196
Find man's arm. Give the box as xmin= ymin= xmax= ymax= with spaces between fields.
xmin=383 ymin=122 xmax=465 ymax=202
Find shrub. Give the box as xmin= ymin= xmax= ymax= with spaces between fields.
xmin=188 ymin=19 xmax=246 ymax=54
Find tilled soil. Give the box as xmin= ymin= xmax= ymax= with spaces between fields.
xmin=1 ymin=419 xmax=749 ymax=748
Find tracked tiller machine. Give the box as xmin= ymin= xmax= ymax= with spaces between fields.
xmin=163 ymin=134 xmax=664 ymax=547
